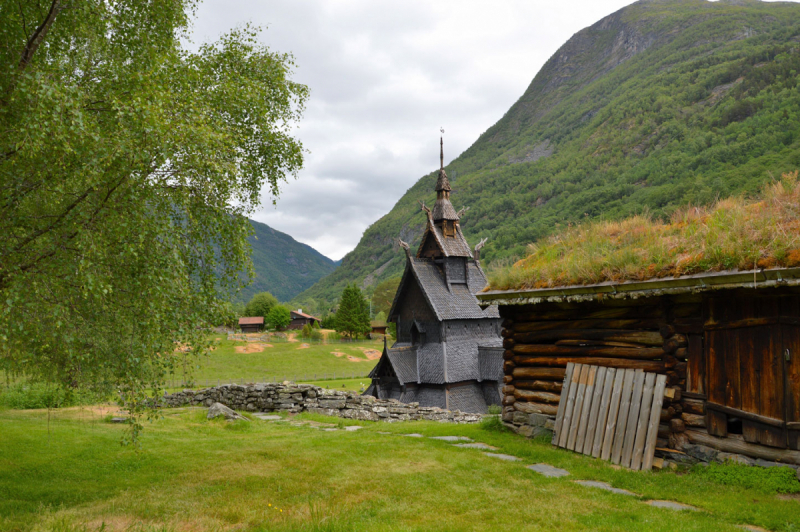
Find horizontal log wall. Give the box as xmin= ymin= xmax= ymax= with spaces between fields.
xmin=501 ymin=298 xmax=696 ymax=448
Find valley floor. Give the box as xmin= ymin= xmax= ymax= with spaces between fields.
xmin=1 ymin=407 xmax=798 ymax=532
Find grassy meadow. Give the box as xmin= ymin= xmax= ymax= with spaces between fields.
xmin=1 ymin=406 xmax=799 ymax=532
xmin=168 ymin=332 xmax=381 ymax=388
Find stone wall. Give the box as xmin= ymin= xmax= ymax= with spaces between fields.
xmin=162 ymin=383 xmax=483 ymax=423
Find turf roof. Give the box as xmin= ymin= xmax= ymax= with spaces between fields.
xmin=489 ymin=172 xmax=800 ymax=292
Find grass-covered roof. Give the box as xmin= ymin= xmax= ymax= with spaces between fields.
xmin=489 ymin=172 xmax=800 ymax=292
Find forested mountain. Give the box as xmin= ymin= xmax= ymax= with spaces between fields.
xmin=292 ymin=0 xmax=800 ymax=312
xmin=241 ymin=219 xmax=336 ymax=302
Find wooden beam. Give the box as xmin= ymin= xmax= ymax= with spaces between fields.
xmin=685 ymin=430 xmax=800 ymax=466
xmin=513 ymin=356 xmax=666 ymax=372
xmin=512 ymin=344 xmax=665 ymax=360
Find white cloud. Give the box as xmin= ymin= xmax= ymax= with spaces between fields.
xmin=188 ymin=0 xmax=796 ymax=259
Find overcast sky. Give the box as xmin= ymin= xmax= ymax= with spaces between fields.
xmin=187 ymin=0 xmax=787 ymax=260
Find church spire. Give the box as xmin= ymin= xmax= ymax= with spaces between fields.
xmin=433 ymin=132 xmax=458 ymax=222
xmin=435 ymin=131 xmax=451 ymax=193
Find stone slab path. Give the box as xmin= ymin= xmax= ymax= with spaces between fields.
xmin=453 ymin=442 xmax=498 ymax=450
xmin=252 ymin=414 xmax=282 ymax=421
xmin=250 ymin=411 xmax=770 ymax=530
xmin=527 ymin=464 xmax=569 ymax=478
xmin=646 ymin=500 xmax=698 ymax=511
xmin=573 ymin=480 xmax=637 ymax=497
xmin=484 ymin=452 xmax=522 ymax=461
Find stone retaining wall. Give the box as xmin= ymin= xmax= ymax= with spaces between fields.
xmin=162 ymin=383 xmax=483 ymax=423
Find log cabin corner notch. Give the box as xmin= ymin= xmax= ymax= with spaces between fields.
xmin=477 ymin=268 xmax=800 ymax=465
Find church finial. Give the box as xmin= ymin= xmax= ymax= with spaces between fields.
xmin=435 ymin=128 xmax=451 ymax=194
xmin=440 ymin=127 xmax=444 ymax=172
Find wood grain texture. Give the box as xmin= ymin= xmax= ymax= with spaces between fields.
xmin=592 ymin=367 xmax=616 ymax=458
xmin=601 ymin=369 xmax=627 ymax=461
xmin=551 ymin=362 xmax=575 ymax=445
xmin=631 ymin=372 xmax=656 ymax=470
xmin=611 ymin=369 xmax=636 ymax=464
xmin=643 ymin=374 xmax=668 ymax=471
xmin=621 ymin=369 xmax=646 ymax=468
xmin=582 ymin=367 xmax=607 ymax=455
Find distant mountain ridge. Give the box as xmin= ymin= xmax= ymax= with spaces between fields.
xmin=240 ymin=219 xmax=336 ymax=302
xmin=292 ymin=0 xmax=800 ymax=312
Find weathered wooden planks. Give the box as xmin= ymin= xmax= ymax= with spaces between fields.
xmin=552 ymin=363 xmax=667 ymax=471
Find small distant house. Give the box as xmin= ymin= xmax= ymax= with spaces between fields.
xmin=238 ymin=316 xmax=264 ymax=333
xmin=288 ymin=309 xmax=321 ymax=330
xmin=370 ymin=321 xmax=388 ymax=338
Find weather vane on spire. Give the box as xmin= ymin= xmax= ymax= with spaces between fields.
xmin=440 ymin=127 xmax=444 ymax=171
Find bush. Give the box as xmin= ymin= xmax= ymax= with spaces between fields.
xmin=244 ymin=292 xmax=279 ymax=321
xmin=300 ymin=323 xmax=313 ymax=338
xmin=480 ymin=404 xmax=508 ymax=432
xmin=0 ymin=382 xmax=101 ymax=409
xmin=266 ymin=305 xmax=291 ymax=331
xmin=694 ymin=461 xmax=800 ymax=494
xmin=321 ymin=314 xmax=336 ymax=329
xmin=312 ymin=320 xmax=321 ymax=329
xmin=309 ymin=329 xmax=323 ymax=341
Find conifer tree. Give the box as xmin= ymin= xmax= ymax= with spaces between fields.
xmin=335 ymin=284 xmax=370 ymax=339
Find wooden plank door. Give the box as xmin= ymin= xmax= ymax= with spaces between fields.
xmin=706 ymin=322 xmax=787 ymax=448
xmin=783 ymin=324 xmax=800 ymax=450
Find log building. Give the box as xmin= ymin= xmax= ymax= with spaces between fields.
xmin=365 ymin=139 xmax=503 ymax=413
xmin=477 ymin=268 xmax=800 ymax=465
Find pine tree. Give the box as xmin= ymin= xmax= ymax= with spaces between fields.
xmin=335 ymin=284 xmax=371 ymax=339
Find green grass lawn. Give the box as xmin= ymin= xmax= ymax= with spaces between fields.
xmin=168 ymin=333 xmax=381 ymax=388
xmin=1 ymin=406 xmax=798 ymax=532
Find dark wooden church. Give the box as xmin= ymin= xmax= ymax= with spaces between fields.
xmin=365 ymin=139 xmax=503 ymax=413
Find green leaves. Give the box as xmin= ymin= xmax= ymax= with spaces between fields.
xmin=0 ymin=0 xmax=306 ymax=438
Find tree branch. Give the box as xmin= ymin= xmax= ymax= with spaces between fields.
xmin=19 ymin=0 xmax=63 ymax=70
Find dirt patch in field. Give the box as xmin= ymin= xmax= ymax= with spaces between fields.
xmin=331 ymin=351 xmax=346 ymax=357
xmin=347 ymin=356 xmax=362 ymax=362
xmin=777 ymin=493 xmax=800 ymax=502
xmin=287 ymin=333 xmax=299 ymax=343
xmin=360 ymin=349 xmax=382 ymax=360
xmin=297 ymin=343 xmax=310 ymax=349
xmin=234 ymin=343 xmax=270 ymax=354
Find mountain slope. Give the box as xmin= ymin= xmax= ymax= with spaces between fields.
xmin=241 ymin=219 xmax=337 ymax=302
xmin=293 ymin=0 xmax=800 ymax=311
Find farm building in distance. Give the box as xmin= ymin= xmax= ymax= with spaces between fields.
xmin=288 ymin=309 xmax=321 ymax=330
xmin=365 ymin=139 xmax=503 ymax=413
xmin=238 ymin=316 xmax=264 ymax=333
xmin=478 ymin=269 xmax=800 ymax=465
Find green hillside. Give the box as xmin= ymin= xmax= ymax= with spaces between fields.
xmin=293 ymin=0 xmax=800 ymax=311
xmin=241 ymin=219 xmax=336 ymax=302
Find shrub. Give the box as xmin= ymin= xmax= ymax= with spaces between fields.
xmin=694 ymin=461 xmax=800 ymax=494
xmin=244 ymin=292 xmax=279 ymax=321
xmin=266 ymin=305 xmax=291 ymax=331
xmin=0 ymin=382 xmax=102 ymax=409
xmin=300 ymin=323 xmax=313 ymax=338
xmin=480 ymin=404 xmax=508 ymax=432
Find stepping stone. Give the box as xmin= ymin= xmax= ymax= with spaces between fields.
xmin=527 ymin=463 xmax=570 ymax=478
xmin=110 ymin=417 xmax=128 ymax=424
xmin=738 ymin=526 xmax=770 ymax=532
xmin=252 ymin=414 xmax=282 ymax=421
xmin=429 ymin=436 xmax=472 ymax=442
xmin=574 ymin=480 xmax=637 ymax=497
xmin=453 ymin=442 xmax=499 ymax=450
xmin=646 ymin=500 xmax=698 ymax=511
xmin=322 ymin=428 xmax=339 ymax=432
xmin=403 ymin=433 xmax=424 ymax=438
xmin=484 ymin=452 xmax=521 ymax=461
xmin=376 ymin=431 xmax=391 ymax=435
xmin=344 ymin=426 xmax=363 ymax=431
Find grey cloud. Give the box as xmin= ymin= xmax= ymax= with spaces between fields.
xmin=187 ymin=1 xmax=664 ymax=259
